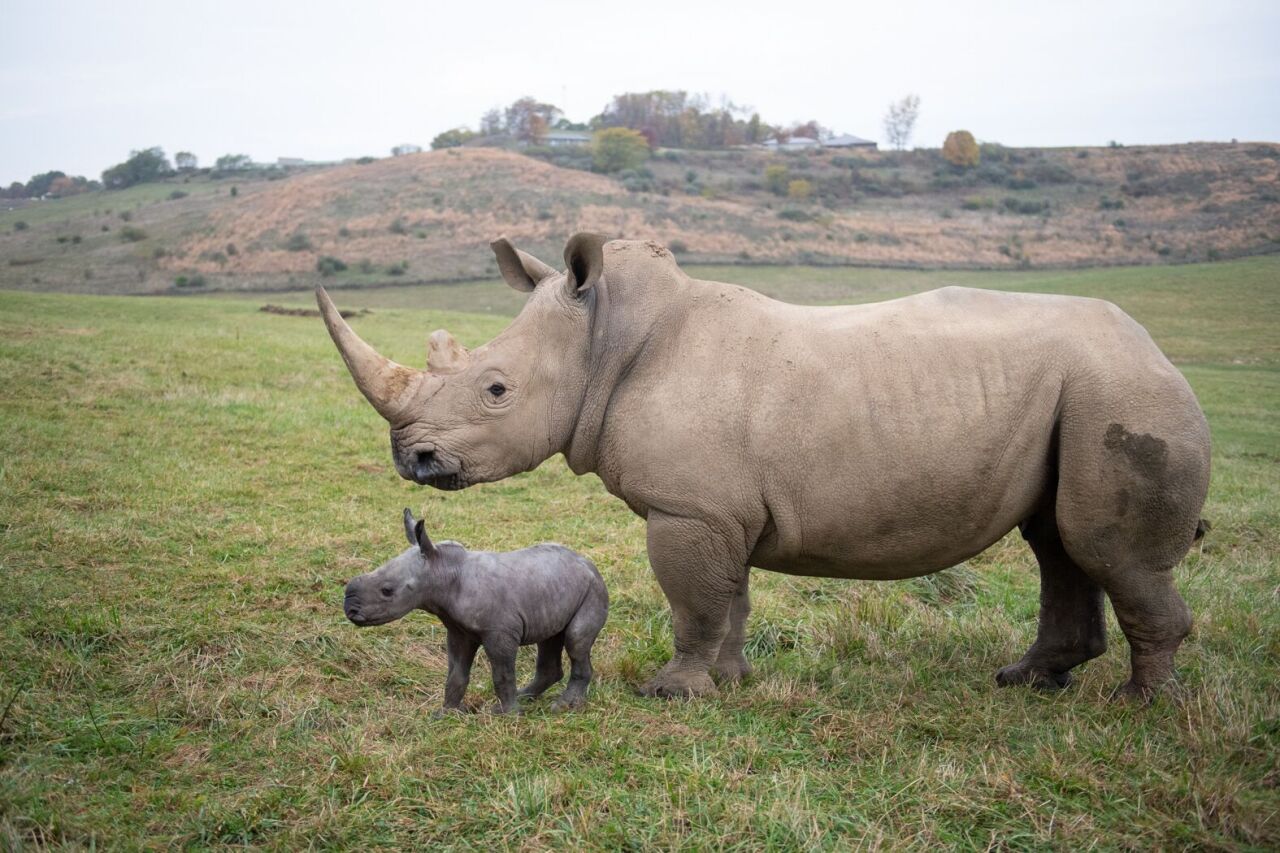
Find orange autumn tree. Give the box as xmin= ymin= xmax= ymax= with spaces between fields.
xmin=943 ymin=130 xmax=981 ymax=168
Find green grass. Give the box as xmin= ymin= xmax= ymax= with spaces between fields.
xmin=1 ymin=258 xmax=1278 ymax=848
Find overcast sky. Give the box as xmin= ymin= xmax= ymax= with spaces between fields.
xmin=2 ymin=0 xmax=1277 ymax=185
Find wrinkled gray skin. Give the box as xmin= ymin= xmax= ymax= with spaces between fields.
xmin=319 ymin=233 xmax=1211 ymax=703
xmin=344 ymin=509 xmax=608 ymax=714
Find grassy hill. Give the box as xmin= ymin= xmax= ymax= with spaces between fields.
xmin=1 ymin=258 xmax=1277 ymax=847
xmin=2 ymin=142 xmax=1278 ymax=295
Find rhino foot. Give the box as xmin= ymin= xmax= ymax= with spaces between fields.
xmin=639 ymin=666 xmax=717 ymax=699
xmin=1111 ymin=678 xmax=1185 ymax=705
xmin=995 ymin=661 xmax=1073 ymax=691
xmin=431 ymin=706 xmax=471 ymax=720
xmin=549 ymin=695 xmax=585 ymax=713
xmin=711 ymin=654 xmax=753 ymax=685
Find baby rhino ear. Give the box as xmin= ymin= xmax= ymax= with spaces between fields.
xmin=402 ymin=508 xmax=418 ymax=547
xmin=402 ymin=508 xmax=436 ymax=556
xmin=413 ymin=520 xmax=435 ymax=557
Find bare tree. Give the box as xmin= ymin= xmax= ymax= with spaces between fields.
xmin=479 ymin=108 xmax=503 ymax=136
xmin=883 ymin=94 xmax=921 ymax=151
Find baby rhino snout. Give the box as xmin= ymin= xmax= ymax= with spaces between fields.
xmin=343 ymin=582 xmax=366 ymax=625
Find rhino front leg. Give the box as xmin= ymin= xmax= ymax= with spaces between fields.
xmin=483 ymin=634 xmax=521 ymax=714
xmin=436 ymin=629 xmax=479 ymax=717
xmin=712 ymin=571 xmax=752 ymax=685
xmin=641 ymin=512 xmax=748 ymax=699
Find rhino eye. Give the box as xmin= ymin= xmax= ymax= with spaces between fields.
xmin=379 ymin=586 xmax=394 ymax=598
xmin=487 ymin=382 xmax=506 ymax=397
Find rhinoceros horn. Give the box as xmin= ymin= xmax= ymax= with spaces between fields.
xmin=427 ymin=329 xmax=469 ymax=373
xmin=315 ymin=286 xmax=424 ymax=420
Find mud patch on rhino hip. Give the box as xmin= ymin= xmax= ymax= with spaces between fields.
xmin=1104 ymin=423 xmax=1169 ymax=479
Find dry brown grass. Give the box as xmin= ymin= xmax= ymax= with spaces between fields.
xmin=1 ymin=143 xmax=1277 ymax=296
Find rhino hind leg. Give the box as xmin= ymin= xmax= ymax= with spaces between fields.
xmin=518 ymin=634 xmax=565 ymax=700
xmin=711 ymin=572 xmax=753 ymax=685
xmin=551 ymin=599 xmax=605 ymax=712
xmin=1052 ymin=404 xmax=1208 ymax=701
xmin=1102 ymin=570 xmax=1192 ymax=701
xmin=997 ymin=508 xmax=1107 ymax=690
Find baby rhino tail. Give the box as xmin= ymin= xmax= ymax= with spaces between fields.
xmin=1194 ymin=518 xmax=1211 ymax=542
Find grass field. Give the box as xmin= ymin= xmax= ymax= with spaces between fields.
xmin=1 ymin=258 xmax=1277 ymax=848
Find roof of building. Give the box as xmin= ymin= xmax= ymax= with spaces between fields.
xmin=827 ymin=134 xmax=877 ymax=147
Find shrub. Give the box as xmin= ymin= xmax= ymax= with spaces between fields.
xmin=778 ymin=208 xmax=813 ymax=222
xmin=174 ymin=273 xmax=206 ymax=288
xmin=356 ymin=156 xmax=376 ymax=165
xmin=119 ymin=225 xmax=148 ymax=241
xmin=942 ymin=130 xmax=980 ymax=168
xmin=668 ymin=239 xmax=688 ymax=254
xmin=787 ymin=179 xmax=813 ymax=200
xmin=1002 ymin=198 xmax=1049 ymax=215
xmin=386 ymin=260 xmax=409 ymax=276
xmin=316 ymin=256 xmax=347 ymax=276
xmin=225 ymin=242 xmax=238 ymax=256
xmin=764 ymin=164 xmax=789 ymax=195
xmin=1099 ymin=196 xmax=1125 ymax=210
xmin=71 ymin=234 xmax=81 ymax=244
xmin=389 ymin=217 xmax=408 ymax=235
xmin=1005 ymin=176 xmax=1037 ymax=190
xmin=13 ymin=220 xmax=28 ymax=231
xmin=338 ymin=226 xmax=351 ymax=238
xmin=592 ymin=128 xmax=649 ymax=173
xmin=1029 ymin=162 xmax=1075 ymax=184
xmin=284 ymin=232 xmax=312 ymax=251
xmin=961 ymin=196 xmax=994 ymax=210
xmin=168 ymin=190 xmax=188 ymax=200
xmin=119 ymin=210 xmax=133 ymax=221
xmin=229 ymin=186 xmax=238 ymax=197
xmin=430 ymin=128 xmax=476 ymax=150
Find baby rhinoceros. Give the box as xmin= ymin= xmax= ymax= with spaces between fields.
xmin=343 ymin=509 xmax=608 ymax=714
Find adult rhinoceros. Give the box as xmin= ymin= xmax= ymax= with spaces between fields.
xmin=317 ymin=234 xmax=1210 ymax=701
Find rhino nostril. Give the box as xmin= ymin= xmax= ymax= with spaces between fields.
xmin=416 ymin=449 xmax=435 ymax=467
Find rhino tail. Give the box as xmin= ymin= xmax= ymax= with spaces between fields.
xmin=1194 ymin=518 xmax=1211 ymax=541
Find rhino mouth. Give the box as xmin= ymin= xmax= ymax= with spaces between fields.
xmin=416 ymin=470 xmax=464 ymax=490
xmin=403 ymin=447 xmax=466 ymax=490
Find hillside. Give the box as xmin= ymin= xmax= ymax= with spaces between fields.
xmin=1 ymin=142 xmax=1278 ymax=294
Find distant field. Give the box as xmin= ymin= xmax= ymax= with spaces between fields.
xmin=1 ymin=258 xmax=1277 ymax=847
xmin=229 ymin=257 xmax=1280 ymax=368
xmin=2 ymin=142 xmax=1278 ymax=295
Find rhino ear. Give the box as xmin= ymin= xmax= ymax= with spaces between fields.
xmin=413 ymin=519 xmax=436 ymax=558
xmin=403 ymin=507 xmax=417 ymax=547
xmin=564 ymin=232 xmax=609 ymax=294
xmin=491 ymin=236 xmax=556 ymax=292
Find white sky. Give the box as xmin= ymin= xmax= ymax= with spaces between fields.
xmin=2 ymin=0 xmax=1277 ymax=184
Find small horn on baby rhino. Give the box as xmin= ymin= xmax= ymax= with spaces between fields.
xmin=315 ymin=286 xmax=422 ymax=420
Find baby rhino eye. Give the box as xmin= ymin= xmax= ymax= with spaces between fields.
xmin=487 ymin=382 xmax=506 ymax=397
xmin=379 ymin=586 xmax=394 ymax=598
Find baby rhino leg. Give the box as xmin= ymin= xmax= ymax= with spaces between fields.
xmin=518 ymin=634 xmax=565 ymax=700
xmin=552 ymin=593 xmax=607 ymax=712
